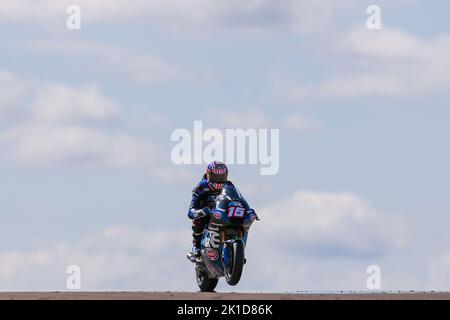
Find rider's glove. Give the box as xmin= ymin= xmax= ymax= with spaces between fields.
xmin=249 ymin=209 xmax=260 ymax=221
xmin=195 ymin=207 xmax=211 ymax=219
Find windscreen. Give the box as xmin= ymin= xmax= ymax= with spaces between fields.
xmin=216 ymin=184 xmax=251 ymax=211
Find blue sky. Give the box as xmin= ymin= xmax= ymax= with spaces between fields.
xmin=0 ymin=0 xmax=449 ymax=291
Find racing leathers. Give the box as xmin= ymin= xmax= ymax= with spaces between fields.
xmin=187 ymin=176 xmax=235 ymax=251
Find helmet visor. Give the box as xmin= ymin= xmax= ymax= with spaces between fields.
xmin=208 ymin=172 xmax=228 ymax=183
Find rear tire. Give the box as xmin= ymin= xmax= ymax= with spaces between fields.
xmin=196 ymin=268 xmax=218 ymax=292
xmin=225 ymin=240 xmax=245 ymax=286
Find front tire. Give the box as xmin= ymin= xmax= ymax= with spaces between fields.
xmin=196 ymin=268 xmax=218 ymax=292
xmin=225 ymin=240 xmax=245 ymax=286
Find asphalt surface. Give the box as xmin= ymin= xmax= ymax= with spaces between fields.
xmin=0 ymin=292 xmax=449 ymax=300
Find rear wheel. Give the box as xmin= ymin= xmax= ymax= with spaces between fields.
xmin=225 ymin=240 xmax=245 ymax=286
xmin=196 ymin=268 xmax=219 ymax=292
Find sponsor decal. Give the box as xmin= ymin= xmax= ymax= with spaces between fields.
xmin=207 ymin=223 xmax=222 ymax=248
xmin=205 ymin=248 xmax=219 ymax=261
xmin=229 ymin=201 xmax=243 ymax=207
xmin=227 ymin=206 xmax=246 ymax=218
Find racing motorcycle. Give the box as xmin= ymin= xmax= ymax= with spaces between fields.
xmin=187 ymin=184 xmax=259 ymax=292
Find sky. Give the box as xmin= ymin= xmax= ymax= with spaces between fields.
xmin=0 ymin=0 xmax=449 ymax=291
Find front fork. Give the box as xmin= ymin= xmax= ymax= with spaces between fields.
xmin=221 ymin=239 xmax=234 ymax=270
xmin=221 ymin=230 xmax=246 ymax=271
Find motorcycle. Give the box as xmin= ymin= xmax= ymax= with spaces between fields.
xmin=187 ymin=184 xmax=259 ymax=292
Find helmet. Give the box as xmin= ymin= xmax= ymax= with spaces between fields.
xmin=206 ymin=161 xmax=228 ymax=191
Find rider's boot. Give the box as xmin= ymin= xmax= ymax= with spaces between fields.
xmin=187 ymin=231 xmax=202 ymax=262
xmin=187 ymin=246 xmax=201 ymax=262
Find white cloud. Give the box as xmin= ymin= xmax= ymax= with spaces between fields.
xmin=29 ymin=84 xmax=120 ymax=123
xmin=0 ymin=0 xmax=331 ymax=34
xmin=205 ymin=107 xmax=271 ymax=128
xmin=242 ymin=190 xmax=410 ymax=290
xmin=426 ymin=253 xmax=450 ymax=290
xmin=340 ymin=27 xmax=450 ymax=95
xmin=342 ymin=27 xmax=421 ymax=60
xmin=26 ymin=41 xmax=216 ymax=86
xmin=0 ymin=71 xmax=156 ymax=168
xmin=276 ymin=27 xmax=450 ymax=101
xmin=0 ymin=190 xmax=418 ymax=291
xmin=254 ymin=190 xmax=407 ymax=257
xmin=0 ymin=70 xmax=25 ymax=111
xmin=0 ymin=226 xmax=193 ymax=290
xmin=205 ymin=107 xmax=322 ymax=132
xmin=5 ymin=125 xmax=153 ymax=167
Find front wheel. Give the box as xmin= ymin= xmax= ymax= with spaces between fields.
xmin=225 ymin=240 xmax=245 ymax=286
xmin=196 ymin=268 xmax=218 ymax=292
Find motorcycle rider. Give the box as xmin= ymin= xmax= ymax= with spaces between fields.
xmin=188 ymin=161 xmax=252 ymax=260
